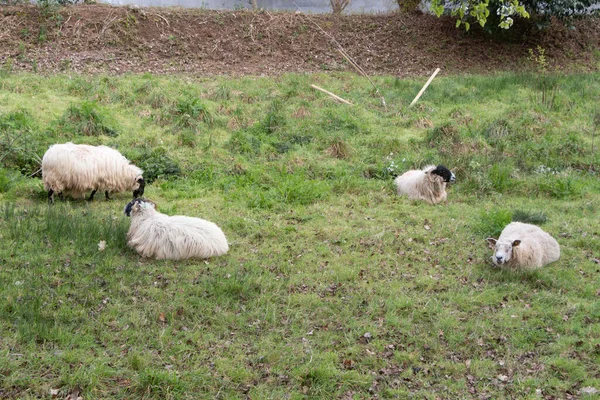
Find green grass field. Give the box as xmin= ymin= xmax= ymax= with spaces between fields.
xmin=0 ymin=71 xmax=599 ymax=399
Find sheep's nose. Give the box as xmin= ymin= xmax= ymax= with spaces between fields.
xmin=496 ymin=256 xmax=503 ymax=262
xmin=450 ymin=174 xmax=456 ymax=183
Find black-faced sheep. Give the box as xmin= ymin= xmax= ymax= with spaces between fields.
xmin=486 ymin=222 xmax=560 ymax=270
xmin=42 ymin=142 xmax=145 ymax=203
xmin=124 ymin=198 xmax=229 ymax=260
xmin=394 ymin=165 xmax=455 ymax=205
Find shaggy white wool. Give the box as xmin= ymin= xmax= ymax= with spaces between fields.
xmin=487 ymin=222 xmax=560 ymax=270
xmin=42 ymin=142 xmax=142 ymax=200
xmin=126 ymin=200 xmax=229 ymax=260
xmin=394 ymin=165 xmax=448 ymax=205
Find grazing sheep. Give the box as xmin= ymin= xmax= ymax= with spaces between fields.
xmin=42 ymin=142 xmax=145 ymax=203
xmin=394 ymin=165 xmax=456 ymax=205
xmin=486 ymin=222 xmax=560 ymax=270
xmin=124 ymin=198 xmax=229 ymax=260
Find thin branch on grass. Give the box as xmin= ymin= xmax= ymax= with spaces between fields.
xmin=311 ymin=84 xmax=353 ymax=105
xmin=410 ymin=67 xmax=440 ymax=106
xmin=293 ymin=1 xmax=387 ymax=111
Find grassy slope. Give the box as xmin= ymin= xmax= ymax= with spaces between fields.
xmin=0 ymin=71 xmax=599 ymax=399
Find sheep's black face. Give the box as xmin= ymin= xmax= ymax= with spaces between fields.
xmin=432 ymin=165 xmax=456 ymax=183
xmin=133 ymin=177 xmax=145 ymax=198
xmin=124 ymin=198 xmax=143 ymax=217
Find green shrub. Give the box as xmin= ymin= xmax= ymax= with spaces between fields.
xmin=0 ymin=110 xmax=44 ymax=175
xmin=131 ymin=147 xmax=181 ymax=184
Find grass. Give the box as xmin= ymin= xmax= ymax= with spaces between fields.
xmin=0 ymin=71 xmax=599 ymax=399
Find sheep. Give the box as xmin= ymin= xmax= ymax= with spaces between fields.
xmin=42 ymin=142 xmax=145 ymax=203
xmin=394 ymin=165 xmax=456 ymax=205
xmin=124 ymin=198 xmax=229 ymax=260
xmin=486 ymin=222 xmax=560 ymax=270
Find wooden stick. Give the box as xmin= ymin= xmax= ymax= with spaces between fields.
xmin=311 ymin=85 xmax=353 ymax=105
xmin=410 ymin=68 xmax=441 ymax=106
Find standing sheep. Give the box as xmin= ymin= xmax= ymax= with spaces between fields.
xmin=124 ymin=198 xmax=229 ymax=260
xmin=394 ymin=165 xmax=455 ymax=205
xmin=42 ymin=142 xmax=145 ymax=203
xmin=486 ymin=222 xmax=560 ymax=270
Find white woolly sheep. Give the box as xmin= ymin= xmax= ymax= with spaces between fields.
xmin=124 ymin=198 xmax=229 ymax=260
xmin=42 ymin=142 xmax=145 ymax=203
xmin=486 ymin=222 xmax=560 ymax=270
xmin=394 ymin=165 xmax=456 ymax=205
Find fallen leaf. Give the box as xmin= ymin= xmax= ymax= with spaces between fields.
xmin=50 ymin=388 xmax=59 ymax=397
xmin=498 ymin=374 xmax=508 ymax=382
xmin=65 ymin=387 xmax=81 ymax=400
xmin=158 ymin=313 xmax=166 ymax=323
xmin=581 ymin=387 xmax=599 ymax=395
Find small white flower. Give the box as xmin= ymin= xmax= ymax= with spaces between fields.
xmin=98 ymin=240 xmax=106 ymax=252
xmin=14 ymin=281 xmax=24 ymax=286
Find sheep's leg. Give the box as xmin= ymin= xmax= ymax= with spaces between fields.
xmin=58 ymin=192 xmax=65 ymax=202
xmin=105 ymin=191 xmax=111 ymax=201
xmin=88 ymin=190 xmax=97 ymax=202
xmin=47 ymin=189 xmax=54 ymax=204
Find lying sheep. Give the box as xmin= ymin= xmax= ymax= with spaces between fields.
xmin=394 ymin=165 xmax=456 ymax=205
xmin=124 ymin=198 xmax=229 ymax=260
xmin=42 ymin=142 xmax=144 ymax=203
xmin=487 ymin=222 xmax=560 ymax=270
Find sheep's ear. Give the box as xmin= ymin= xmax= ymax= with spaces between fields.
xmin=486 ymin=238 xmax=497 ymax=248
xmin=512 ymin=240 xmax=521 ymax=247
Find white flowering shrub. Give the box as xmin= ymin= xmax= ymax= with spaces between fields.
xmin=430 ymin=0 xmax=529 ymax=31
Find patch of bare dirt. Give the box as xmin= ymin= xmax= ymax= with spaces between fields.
xmin=0 ymin=4 xmax=599 ymax=76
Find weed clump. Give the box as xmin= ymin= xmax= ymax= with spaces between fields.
xmin=57 ymin=101 xmax=118 ymax=137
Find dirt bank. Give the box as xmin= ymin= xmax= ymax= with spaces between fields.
xmin=0 ymin=4 xmax=599 ymax=76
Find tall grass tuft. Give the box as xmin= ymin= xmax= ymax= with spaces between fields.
xmin=512 ymin=210 xmax=548 ymax=224
xmin=57 ymin=101 xmax=118 ymax=137
xmin=472 ymin=208 xmax=512 ymax=238
xmin=326 ymin=137 xmax=352 ymax=160
xmin=173 ymin=97 xmax=215 ymax=128
xmin=1 ymin=203 xmax=129 ymax=256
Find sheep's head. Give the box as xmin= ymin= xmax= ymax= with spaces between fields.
xmin=431 ymin=165 xmax=456 ymax=183
xmin=486 ymin=238 xmax=521 ymax=266
xmin=124 ymin=198 xmax=156 ymax=217
xmin=132 ymin=175 xmax=145 ymax=198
